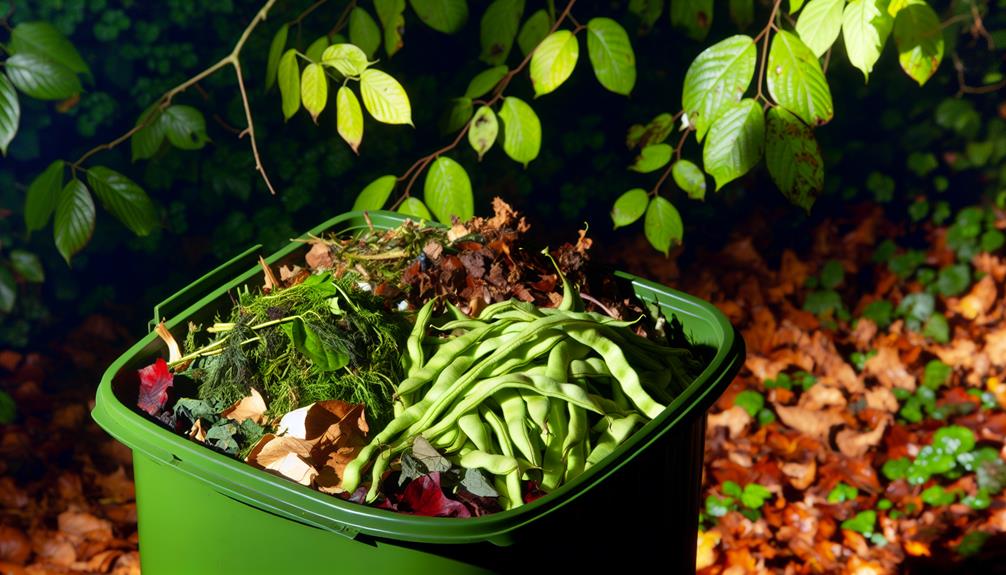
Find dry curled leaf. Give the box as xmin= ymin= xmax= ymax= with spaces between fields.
xmin=221 ymin=388 xmax=268 ymax=425
xmin=707 ymin=406 xmax=752 ymax=439
xmin=836 ymin=418 xmax=889 ymax=458
xmin=781 ymin=460 xmax=817 ymax=490
xmin=774 ymin=404 xmax=844 ymax=441
xmin=864 ymin=347 xmax=915 ymax=391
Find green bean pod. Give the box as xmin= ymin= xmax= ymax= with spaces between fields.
xmin=586 ymin=413 xmax=644 ymax=467
xmin=482 ymin=407 xmax=524 ymax=510
xmin=460 ymin=450 xmax=521 ymax=476
xmin=520 ymin=391 xmax=550 ymax=435
xmin=541 ymin=399 xmax=568 ymax=491
xmin=402 ymin=299 xmax=436 ymax=376
xmin=458 ymin=412 xmax=492 ymax=452
xmin=364 ymin=447 xmax=392 ymax=503
xmin=567 ymin=326 xmax=665 ymax=419
xmin=564 ymin=440 xmax=586 ymax=483
xmin=496 ymin=389 xmax=540 ymax=467
xmin=562 ymin=404 xmax=588 ymax=458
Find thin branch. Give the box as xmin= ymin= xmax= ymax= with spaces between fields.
xmin=328 ymin=0 xmax=357 ymax=38
xmin=291 ymin=0 xmax=329 ymax=27
xmin=754 ymin=0 xmax=782 ymax=104
xmin=650 ymin=128 xmax=693 ymax=197
xmin=391 ymin=0 xmax=580 ymax=204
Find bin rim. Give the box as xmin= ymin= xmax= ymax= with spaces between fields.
xmin=92 ymin=209 xmax=744 ymax=546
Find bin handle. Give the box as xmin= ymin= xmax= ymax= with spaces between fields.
xmin=150 ymin=244 xmax=263 ymax=329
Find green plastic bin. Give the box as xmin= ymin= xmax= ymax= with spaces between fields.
xmin=92 ymin=210 xmax=743 ymax=574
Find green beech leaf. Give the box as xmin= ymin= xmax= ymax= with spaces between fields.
xmin=86 ymin=166 xmax=159 ymax=236
xmin=465 ymin=66 xmax=509 ymax=99
xmin=729 ymin=0 xmax=754 ymax=29
xmin=53 ymin=179 xmax=95 ymax=265
xmin=353 ymin=175 xmax=397 ymax=211
xmin=796 ymin=0 xmax=844 ymax=57
xmin=130 ymin=104 xmax=166 ymax=161
xmin=644 ymin=197 xmax=683 ymax=255
xmin=301 ymin=63 xmax=328 ymax=122
xmin=306 ymin=36 xmax=330 ymax=62
xmin=162 ymin=105 xmax=209 ymax=150
xmin=893 ymin=2 xmax=943 ymax=86
xmin=629 ymin=144 xmax=672 ymax=173
xmin=586 ymin=18 xmax=636 ymax=96
xmin=767 ymin=30 xmax=834 ymax=126
xmin=0 ymin=268 xmax=14 ymax=314
xmin=530 ymin=30 xmax=579 ymax=97
xmin=629 ymin=0 xmax=664 ymax=32
xmin=265 ymin=24 xmax=288 ymax=91
xmin=498 ymin=96 xmax=541 ymax=166
xmin=468 ymin=105 xmax=498 ymax=160
xmin=672 ymin=160 xmax=707 ymax=200
xmin=670 ymin=0 xmax=714 ymax=41
xmin=5 ymin=53 xmax=81 ymax=100
xmin=440 ymin=97 xmax=474 ymax=134
xmin=410 ymin=0 xmax=468 ymax=34
xmin=0 ymin=74 xmax=19 ymax=156
xmin=481 ymin=0 xmax=524 ymax=65
xmin=843 ymin=0 xmax=894 ymax=82
xmin=278 ymin=50 xmax=300 ymax=120
xmin=611 ymin=188 xmax=649 ymax=228
xmin=10 ymin=250 xmax=44 ymax=283
xmin=517 ymin=9 xmax=551 ymax=57
xmin=765 ymin=107 xmax=823 ymax=212
xmin=629 ymin=113 xmax=675 ymax=149
xmin=25 ymin=160 xmax=65 ymax=232
xmin=375 ymin=0 xmax=407 ymax=56
xmin=350 ymin=7 xmax=382 ymax=59
xmin=681 ymin=35 xmax=757 ymax=142
xmin=337 ymin=86 xmax=364 ymax=153
xmin=10 ymin=21 xmax=90 ymax=75
xmin=424 ymin=156 xmax=474 ymax=223
xmin=790 ymin=0 xmax=807 ymax=13
xmin=322 ymin=44 xmax=370 ymax=77
xmin=703 ymin=99 xmax=764 ymax=190
xmin=360 ymin=69 xmax=413 ymax=125
xmin=398 ymin=197 xmax=434 ymax=220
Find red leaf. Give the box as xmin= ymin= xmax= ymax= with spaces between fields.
xmin=398 ymin=473 xmax=470 ymax=518
xmin=137 ymin=358 xmax=173 ymax=415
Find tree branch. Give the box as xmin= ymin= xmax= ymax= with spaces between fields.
xmin=754 ymin=0 xmax=782 ymax=105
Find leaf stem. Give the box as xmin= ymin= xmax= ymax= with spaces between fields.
xmin=754 ymin=0 xmax=782 ymax=106
xmin=390 ymin=0 xmax=580 ymax=206
xmin=328 ymin=0 xmax=357 ymax=39
xmin=290 ymin=0 xmax=329 ymax=27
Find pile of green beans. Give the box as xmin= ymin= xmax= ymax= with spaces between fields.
xmin=340 ymin=281 xmax=698 ymax=508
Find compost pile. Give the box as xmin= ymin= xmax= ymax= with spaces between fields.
xmin=134 ymin=200 xmax=704 ymax=516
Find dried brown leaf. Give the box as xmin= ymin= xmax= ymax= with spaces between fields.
xmin=774 ymin=404 xmax=844 ymax=441
xmin=864 ymin=347 xmax=915 ymax=391
xmin=220 ymin=388 xmax=268 ymax=425
xmin=707 ymin=406 xmax=752 ymax=439
xmin=836 ymin=418 xmax=889 ymax=458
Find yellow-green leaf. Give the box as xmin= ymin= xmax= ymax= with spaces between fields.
xmin=375 ymin=0 xmax=407 ymax=57
xmin=349 ymin=7 xmax=382 ymax=59
xmin=322 ymin=44 xmax=370 ymax=77
xmin=629 ymin=144 xmax=672 ymax=173
xmin=468 ymin=105 xmax=498 ymax=160
xmin=424 ymin=156 xmax=474 ymax=223
xmin=306 ymin=36 xmax=330 ymax=62
xmin=529 ymin=30 xmax=579 ymax=97
xmin=398 ymin=197 xmax=433 ymax=220
xmin=681 ymin=35 xmax=757 ymax=142
xmin=611 ymin=188 xmax=648 ymax=228
xmin=337 ymin=86 xmax=364 ymax=153
xmin=353 ymin=175 xmax=397 ymax=211
xmin=265 ymin=24 xmax=288 ymax=91
xmin=465 ymin=66 xmax=509 ymax=99
xmin=767 ymin=30 xmax=834 ymax=125
xmin=480 ymin=0 xmax=524 ymax=65
xmin=278 ymin=49 xmax=300 ymax=120
xmin=893 ymin=2 xmax=943 ymax=86
xmin=644 ymin=196 xmax=683 ymax=255
xmin=703 ymin=99 xmax=764 ymax=190
xmin=360 ymin=69 xmax=412 ymax=125
xmin=672 ymin=160 xmax=707 ymax=200
xmin=498 ymin=96 xmax=540 ymax=166
xmin=796 ymin=0 xmax=844 ymax=57
xmin=53 ymin=179 xmax=95 ymax=265
xmin=301 ymin=63 xmax=328 ymax=122
xmin=843 ymin=0 xmax=894 ymax=82
xmin=439 ymin=97 xmax=473 ymax=134
xmin=586 ymin=18 xmax=636 ymax=96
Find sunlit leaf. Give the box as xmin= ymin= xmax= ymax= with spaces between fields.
xmin=530 ymin=30 xmax=579 ymax=97
xmin=353 ymin=175 xmax=397 ymax=211
xmin=5 ymin=53 xmax=81 ymax=100
xmin=611 ymin=188 xmax=648 ymax=228
xmin=681 ymin=35 xmax=756 ymax=141
xmin=767 ymin=30 xmax=834 ymax=125
xmin=765 ymin=107 xmax=823 ymax=211
xmin=360 ymin=69 xmax=413 ymax=125
xmin=322 ymin=44 xmax=370 ymax=77
xmin=629 ymin=144 xmax=672 ymax=173
xmin=301 ymin=63 xmax=328 ymax=122
xmin=410 ymin=0 xmax=468 ymax=34
xmin=11 ymin=21 xmax=90 ymax=75
xmin=796 ymin=0 xmax=844 ymax=57
xmin=481 ymin=0 xmax=524 ymax=65
xmin=25 ymin=160 xmax=64 ymax=232
xmin=645 ymin=196 xmax=683 ymax=255
xmin=703 ymin=99 xmax=764 ymax=190
xmin=498 ymin=96 xmax=541 ymax=166
xmin=843 ymin=0 xmax=894 ymax=81
xmin=0 ymin=74 xmax=19 ymax=156
xmin=464 ymin=66 xmax=509 ymax=99
xmin=86 ymin=166 xmax=159 ymax=236
xmin=350 ymin=7 xmax=382 ymax=59
xmin=398 ymin=197 xmax=434 ymax=220
xmin=278 ymin=49 xmax=300 ymax=120
xmin=53 ymin=179 xmax=95 ymax=265
xmin=265 ymin=24 xmax=288 ymax=91
xmin=468 ymin=105 xmax=498 ymax=160
xmin=337 ymin=86 xmax=364 ymax=152
xmin=424 ymin=156 xmax=474 ymax=223
xmin=672 ymin=160 xmax=707 ymax=200
xmin=893 ymin=2 xmax=943 ymax=86
xmin=586 ymin=18 xmax=636 ymax=95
